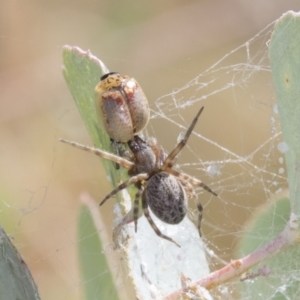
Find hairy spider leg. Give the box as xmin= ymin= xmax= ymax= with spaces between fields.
xmin=59 ymin=139 xmax=134 ymax=170
xmin=161 ymin=106 xmax=204 ymax=171
xmin=176 ymin=178 xmax=196 ymax=199
xmin=99 ymin=173 xmax=149 ymax=206
xmin=176 ymin=178 xmax=204 ymax=237
xmin=167 ymin=168 xmax=217 ymax=196
xmin=141 ymin=193 xmax=181 ymax=248
xmin=197 ymin=203 xmax=203 ymax=237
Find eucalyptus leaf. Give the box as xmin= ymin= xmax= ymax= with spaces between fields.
xmin=237 ymin=11 xmax=300 ymax=300
xmin=269 ymin=11 xmax=300 ymax=213
xmin=0 ymin=226 xmax=40 ymax=300
xmin=62 ymin=46 xmax=120 ymax=300
xmin=62 ymin=46 xmax=210 ymax=300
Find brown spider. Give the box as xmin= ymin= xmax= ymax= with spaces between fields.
xmin=60 ymin=106 xmax=217 ymax=247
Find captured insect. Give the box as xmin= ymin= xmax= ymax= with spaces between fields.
xmin=60 ymin=106 xmax=217 ymax=247
xmin=95 ymin=72 xmax=150 ymax=143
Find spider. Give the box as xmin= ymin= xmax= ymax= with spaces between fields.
xmin=60 ymin=106 xmax=217 ymax=247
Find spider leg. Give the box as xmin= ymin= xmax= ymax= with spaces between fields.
xmin=197 ymin=203 xmax=203 ymax=237
xmin=177 ymin=178 xmax=196 ymax=199
xmin=133 ymin=185 xmax=144 ymax=232
xmin=100 ymin=173 xmax=149 ymax=206
xmin=177 ymin=177 xmax=204 ymax=237
xmin=162 ymin=106 xmax=204 ymax=170
xmin=59 ymin=139 xmax=134 ymax=170
xmin=142 ymin=193 xmax=181 ymax=248
xmin=167 ymin=168 xmax=217 ymax=196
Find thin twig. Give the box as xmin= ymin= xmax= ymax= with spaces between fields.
xmin=164 ymin=213 xmax=299 ymax=299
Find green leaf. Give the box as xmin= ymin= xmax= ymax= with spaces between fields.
xmin=0 ymin=226 xmax=40 ymax=300
xmin=62 ymin=46 xmax=210 ymax=300
xmin=62 ymin=46 xmax=107 ymax=148
xmin=269 ymin=11 xmax=300 ymax=214
xmin=237 ymin=197 xmax=300 ymax=299
xmin=78 ymin=205 xmax=119 ymax=300
xmin=236 ymin=11 xmax=300 ymax=300
xmin=62 ymin=46 xmax=119 ymax=300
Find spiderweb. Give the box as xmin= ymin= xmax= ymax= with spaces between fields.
xmin=150 ymin=21 xmax=282 ymax=252
xmin=140 ymin=20 xmax=290 ymax=299
xmin=1 ymin=16 xmax=295 ymax=300
xmin=70 ymin=19 xmax=289 ymax=299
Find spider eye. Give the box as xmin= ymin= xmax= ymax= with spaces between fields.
xmin=128 ymin=140 xmax=139 ymax=152
xmin=128 ymin=136 xmax=147 ymax=153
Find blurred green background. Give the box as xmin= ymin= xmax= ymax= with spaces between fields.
xmin=1 ymin=1 xmax=300 ymax=299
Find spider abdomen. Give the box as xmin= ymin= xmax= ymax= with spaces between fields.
xmin=143 ymin=172 xmax=187 ymax=224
